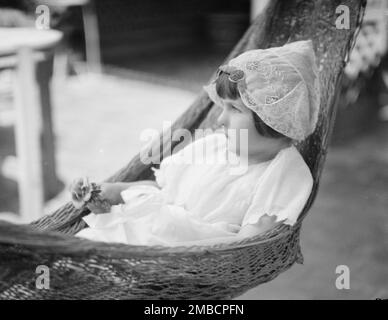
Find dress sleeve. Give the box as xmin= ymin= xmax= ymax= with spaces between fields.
xmin=151 ymin=132 xmax=226 ymax=188
xmin=241 ymin=146 xmax=313 ymax=227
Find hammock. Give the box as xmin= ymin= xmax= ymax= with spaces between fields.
xmin=0 ymin=0 xmax=366 ymax=300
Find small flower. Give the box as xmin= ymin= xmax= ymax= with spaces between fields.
xmin=71 ymin=177 xmax=102 ymax=209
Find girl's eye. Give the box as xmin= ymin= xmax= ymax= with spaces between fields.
xmin=230 ymin=105 xmax=241 ymax=112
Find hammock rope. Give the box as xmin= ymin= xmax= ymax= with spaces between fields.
xmin=0 ymin=0 xmax=367 ymax=300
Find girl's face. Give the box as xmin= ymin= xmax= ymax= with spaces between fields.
xmin=216 ymin=97 xmax=289 ymax=161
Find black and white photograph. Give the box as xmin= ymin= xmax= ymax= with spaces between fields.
xmin=0 ymin=0 xmax=387 ymax=304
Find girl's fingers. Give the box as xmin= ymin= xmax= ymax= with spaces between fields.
xmin=87 ymin=202 xmax=107 ymax=214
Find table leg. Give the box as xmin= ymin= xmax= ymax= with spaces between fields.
xmin=13 ymin=47 xmax=44 ymax=222
xmin=82 ymin=0 xmax=102 ymax=73
xmin=36 ymin=52 xmax=64 ymax=200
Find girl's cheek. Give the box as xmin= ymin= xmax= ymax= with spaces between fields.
xmin=226 ymin=111 xmax=251 ymax=131
xmin=234 ymin=114 xmax=254 ymax=130
xmin=228 ymin=118 xmax=243 ymax=134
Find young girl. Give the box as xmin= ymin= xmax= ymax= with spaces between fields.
xmin=71 ymin=39 xmax=321 ymax=246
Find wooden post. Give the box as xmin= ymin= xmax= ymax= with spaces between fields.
xmin=250 ymin=0 xmax=269 ymax=22
xmin=13 ymin=47 xmax=44 ymax=222
xmin=36 ymin=51 xmax=64 ymax=199
xmin=82 ymin=0 xmax=102 ymax=73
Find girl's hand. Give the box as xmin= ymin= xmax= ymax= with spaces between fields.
xmin=70 ymin=179 xmax=159 ymax=212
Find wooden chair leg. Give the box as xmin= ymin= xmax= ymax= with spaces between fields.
xmin=36 ymin=52 xmax=64 ymax=200
xmin=82 ymin=0 xmax=102 ymax=73
xmin=13 ymin=47 xmax=44 ymax=222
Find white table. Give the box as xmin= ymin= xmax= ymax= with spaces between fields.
xmin=0 ymin=28 xmax=62 ymax=222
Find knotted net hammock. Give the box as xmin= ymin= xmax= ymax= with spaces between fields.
xmin=0 ymin=0 xmax=366 ymax=299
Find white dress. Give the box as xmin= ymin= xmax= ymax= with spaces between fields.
xmin=76 ymin=133 xmax=313 ymax=246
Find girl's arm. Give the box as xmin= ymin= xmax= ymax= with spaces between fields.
xmin=99 ymin=180 xmax=159 ymax=205
xmin=70 ymin=178 xmax=160 ymax=212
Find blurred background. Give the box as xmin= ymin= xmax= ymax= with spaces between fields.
xmin=0 ymin=0 xmax=387 ymax=299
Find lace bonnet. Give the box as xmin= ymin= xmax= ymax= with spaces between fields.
xmin=203 ymin=39 xmax=321 ymax=141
